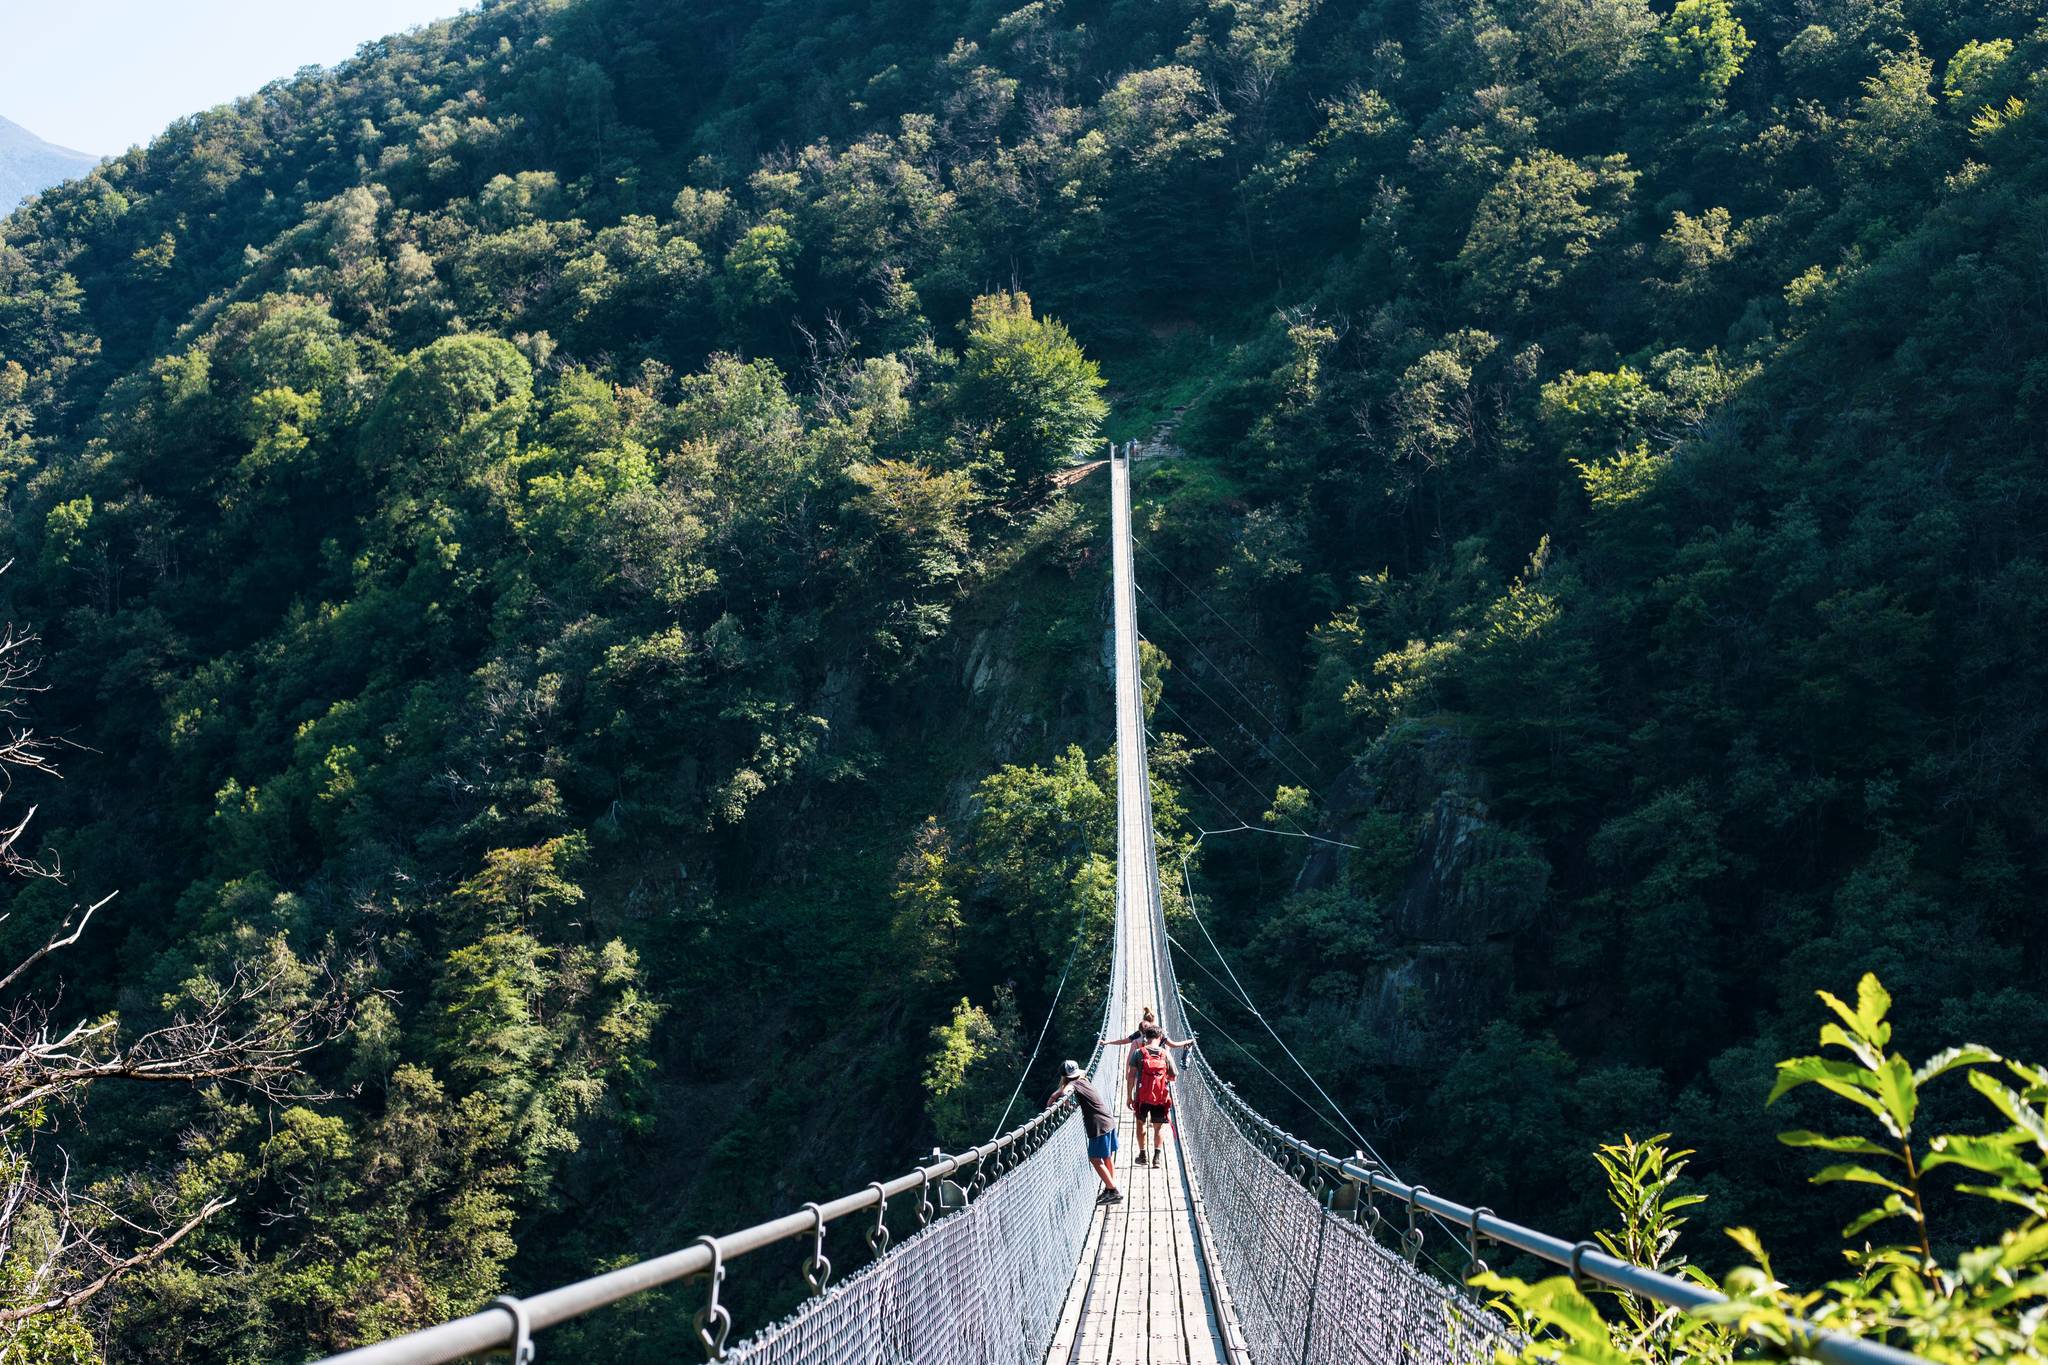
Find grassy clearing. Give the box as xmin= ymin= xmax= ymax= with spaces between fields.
xmin=1131 ymin=454 xmax=1247 ymax=519
xmin=1094 ymin=327 xmax=1237 ymax=443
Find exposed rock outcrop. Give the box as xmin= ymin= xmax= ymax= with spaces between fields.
xmin=1303 ymin=722 xmax=1547 ymax=1039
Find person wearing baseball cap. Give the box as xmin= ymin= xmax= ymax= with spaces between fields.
xmin=1047 ymin=1059 xmax=1121 ymax=1204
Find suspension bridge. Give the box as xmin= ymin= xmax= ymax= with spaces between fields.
xmin=319 ymin=446 xmax=1918 ymax=1365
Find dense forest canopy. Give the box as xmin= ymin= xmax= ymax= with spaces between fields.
xmin=0 ymin=0 xmax=2044 ymax=1356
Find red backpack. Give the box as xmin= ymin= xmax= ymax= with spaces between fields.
xmin=1134 ymin=1046 xmax=1172 ymax=1108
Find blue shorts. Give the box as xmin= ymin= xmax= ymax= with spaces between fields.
xmin=1086 ymin=1130 xmax=1119 ymax=1161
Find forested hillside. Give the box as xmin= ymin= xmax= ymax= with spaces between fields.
xmin=0 ymin=0 xmax=2044 ymax=1356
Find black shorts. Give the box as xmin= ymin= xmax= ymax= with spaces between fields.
xmin=1135 ymin=1103 xmax=1170 ymax=1125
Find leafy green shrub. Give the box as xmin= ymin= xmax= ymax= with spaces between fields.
xmin=1479 ymin=974 xmax=2048 ymax=1363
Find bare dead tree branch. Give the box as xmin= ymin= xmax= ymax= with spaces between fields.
xmin=0 ymin=892 xmax=113 ymax=997
xmin=0 ymin=1194 xmax=233 ymax=1323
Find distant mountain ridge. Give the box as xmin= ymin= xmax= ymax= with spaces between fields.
xmin=0 ymin=114 xmax=97 ymax=210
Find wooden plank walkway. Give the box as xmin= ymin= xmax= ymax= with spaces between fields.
xmin=1046 ymin=449 xmax=1230 ymax=1365
xmin=1046 ymin=929 xmax=1227 ymax=1365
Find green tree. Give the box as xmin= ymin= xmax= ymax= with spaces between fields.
xmin=889 ymin=816 xmax=965 ymax=986
xmin=1456 ymin=151 xmax=1635 ymax=312
xmin=451 ymin=834 xmax=590 ymax=935
xmin=847 ymin=457 xmax=981 ymax=660
xmin=1847 ymin=46 xmax=1942 ymax=175
xmin=962 ymin=745 xmax=1115 ymax=975
xmin=1650 ymin=0 xmax=1753 ymax=108
xmin=1944 ymin=39 xmax=2014 ymax=106
xmin=716 ymin=221 xmax=799 ymax=324
xmin=947 ymin=291 xmax=1107 ymax=495
xmin=365 ymin=333 xmax=532 ymax=486
xmin=923 ymin=993 xmax=1022 ymax=1147
xmin=433 ymin=929 xmax=658 ymax=1185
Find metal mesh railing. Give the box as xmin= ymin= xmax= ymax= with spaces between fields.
xmin=708 ymin=824 xmax=1132 ymax=1365
xmin=318 ymin=934 xmax=1125 ymax=1365
xmin=1174 ymin=1058 xmax=1512 ymax=1365
xmin=1113 ymin=435 xmax=1506 ymax=1365
xmin=725 ymin=1109 xmax=1099 ymax=1365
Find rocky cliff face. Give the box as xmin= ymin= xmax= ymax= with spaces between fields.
xmin=959 ymin=607 xmax=1039 ymax=763
xmin=909 ymin=495 xmax=1114 ymax=820
xmin=1301 ymin=722 xmax=1547 ymax=1047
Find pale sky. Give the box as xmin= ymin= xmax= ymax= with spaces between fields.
xmin=1 ymin=1 xmax=475 ymax=157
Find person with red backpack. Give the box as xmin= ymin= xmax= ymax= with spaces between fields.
xmin=1125 ymin=1039 xmax=1177 ymax=1166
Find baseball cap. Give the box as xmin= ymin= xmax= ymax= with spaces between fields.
xmin=1061 ymin=1059 xmax=1081 ymax=1078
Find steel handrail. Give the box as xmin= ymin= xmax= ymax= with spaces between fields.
xmin=314 ymin=1095 xmax=1077 ymax=1364
xmin=1195 ymin=1054 xmax=1924 ymax=1365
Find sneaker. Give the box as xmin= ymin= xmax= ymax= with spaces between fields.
xmin=1101 ymin=1189 xmax=1123 ymax=1204
xmin=1095 ymin=1188 xmax=1116 ymax=1204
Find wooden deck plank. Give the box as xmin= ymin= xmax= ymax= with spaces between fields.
xmin=1040 ymin=456 xmax=1228 ymax=1365
xmin=1050 ymin=610 xmax=1235 ymax=1365
xmin=1054 ymin=1082 xmax=1233 ymax=1365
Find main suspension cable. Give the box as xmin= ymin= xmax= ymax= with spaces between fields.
xmin=1137 ymin=581 xmax=1327 ymax=789
xmin=1172 ymin=954 xmax=1355 ymax=1149
xmin=1152 ymin=693 xmax=1316 ymax=840
xmin=986 ymin=929 xmax=1090 ymax=1139
xmin=1174 ymin=831 xmax=1472 ymax=1254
